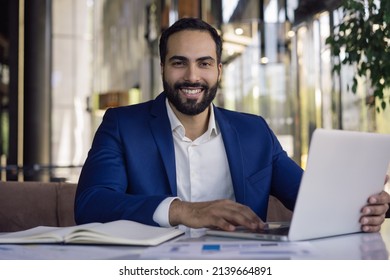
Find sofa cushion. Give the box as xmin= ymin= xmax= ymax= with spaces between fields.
xmin=56 ymin=183 xmax=77 ymax=227
xmin=0 ymin=181 xmax=76 ymax=232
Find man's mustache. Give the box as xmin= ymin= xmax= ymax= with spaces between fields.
xmin=174 ymin=82 xmax=208 ymax=90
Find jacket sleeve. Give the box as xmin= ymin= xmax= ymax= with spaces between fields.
xmin=269 ymin=129 xmax=303 ymax=211
xmin=74 ymin=108 xmax=170 ymax=226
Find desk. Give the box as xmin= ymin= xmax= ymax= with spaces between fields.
xmin=0 ymin=220 xmax=389 ymax=260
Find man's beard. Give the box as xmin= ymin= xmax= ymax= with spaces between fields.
xmin=163 ymin=79 xmax=218 ymax=116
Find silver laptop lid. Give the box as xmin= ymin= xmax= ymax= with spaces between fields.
xmin=288 ymin=129 xmax=390 ymax=241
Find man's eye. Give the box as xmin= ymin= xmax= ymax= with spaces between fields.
xmin=172 ymin=61 xmax=185 ymax=66
xmin=200 ymin=62 xmax=211 ymax=67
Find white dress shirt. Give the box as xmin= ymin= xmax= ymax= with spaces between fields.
xmin=153 ymin=100 xmax=234 ymax=234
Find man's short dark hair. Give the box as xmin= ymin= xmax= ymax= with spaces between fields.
xmin=159 ymin=17 xmax=222 ymax=65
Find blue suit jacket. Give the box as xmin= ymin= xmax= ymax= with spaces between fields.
xmin=75 ymin=93 xmax=303 ymax=226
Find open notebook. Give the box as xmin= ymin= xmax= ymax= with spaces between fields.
xmin=0 ymin=220 xmax=184 ymax=246
xmin=207 ymin=129 xmax=390 ymax=241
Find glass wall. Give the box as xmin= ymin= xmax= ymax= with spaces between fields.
xmin=51 ymin=0 xmax=154 ymax=181
xmin=51 ymin=0 xmax=95 ymax=181
xmin=0 ymin=29 xmax=9 ymax=180
xmin=221 ymin=0 xmax=297 ymax=161
xmin=49 ymin=0 xmax=306 ymax=181
xmin=291 ymin=7 xmax=390 ymax=167
xmin=26 ymin=0 xmax=390 ymax=182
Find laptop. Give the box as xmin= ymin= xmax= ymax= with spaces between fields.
xmin=206 ymin=128 xmax=390 ymax=241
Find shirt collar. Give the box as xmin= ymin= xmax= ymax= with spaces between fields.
xmin=165 ymin=98 xmax=219 ymax=141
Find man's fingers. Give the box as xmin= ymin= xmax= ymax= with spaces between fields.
xmin=169 ymin=199 xmax=264 ymax=231
xmin=362 ymin=224 xmax=381 ymax=233
xmin=362 ymin=203 xmax=389 ymax=216
xmin=368 ymin=191 xmax=390 ymax=204
xmin=202 ymin=200 xmax=263 ymax=230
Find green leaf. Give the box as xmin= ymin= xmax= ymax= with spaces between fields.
xmin=324 ymin=0 xmax=390 ymax=111
xmin=352 ymin=78 xmax=358 ymax=93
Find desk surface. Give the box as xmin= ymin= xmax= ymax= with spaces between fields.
xmin=0 ymin=220 xmax=389 ymax=260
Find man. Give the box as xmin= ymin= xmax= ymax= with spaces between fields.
xmin=75 ymin=18 xmax=389 ymax=233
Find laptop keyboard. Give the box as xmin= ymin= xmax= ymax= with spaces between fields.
xmin=258 ymin=226 xmax=290 ymax=235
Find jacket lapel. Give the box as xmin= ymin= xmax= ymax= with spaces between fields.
xmin=149 ymin=94 xmax=177 ymax=195
xmin=214 ymin=106 xmax=246 ymax=204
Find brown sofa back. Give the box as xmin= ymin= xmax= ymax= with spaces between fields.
xmin=0 ymin=181 xmax=77 ymax=232
xmin=0 ymin=180 xmax=292 ymax=232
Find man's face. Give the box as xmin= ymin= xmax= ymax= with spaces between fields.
xmin=161 ymin=30 xmax=222 ymax=116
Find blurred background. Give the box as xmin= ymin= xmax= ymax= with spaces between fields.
xmin=0 ymin=0 xmax=389 ymax=183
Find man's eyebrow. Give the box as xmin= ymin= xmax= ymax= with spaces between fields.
xmin=168 ymin=55 xmax=215 ymax=62
xmin=196 ymin=56 xmax=216 ymax=62
xmin=168 ymin=55 xmax=188 ymax=62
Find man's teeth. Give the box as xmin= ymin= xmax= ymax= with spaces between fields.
xmin=182 ymin=88 xmax=201 ymax=95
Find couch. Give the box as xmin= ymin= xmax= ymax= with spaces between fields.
xmin=0 ymin=181 xmax=77 ymax=232
xmin=0 ymin=180 xmax=292 ymax=232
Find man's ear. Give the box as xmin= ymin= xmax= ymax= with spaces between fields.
xmin=218 ymin=63 xmax=222 ymax=82
xmin=160 ymin=62 xmax=164 ymax=75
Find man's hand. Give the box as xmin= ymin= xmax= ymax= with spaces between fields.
xmin=169 ymin=199 xmax=265 ymax=231
xmin=360 ymin=191 xmax=390 ymax=232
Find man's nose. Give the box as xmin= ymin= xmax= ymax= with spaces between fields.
xmin=183 ymin=64 xmax=200 ymax=82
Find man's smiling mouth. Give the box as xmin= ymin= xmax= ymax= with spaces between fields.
xmin=181 ymin=88 xmax=203 ymax=95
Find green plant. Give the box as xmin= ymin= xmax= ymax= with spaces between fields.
xmin=325 ymin=0 xmax=390 ymax=111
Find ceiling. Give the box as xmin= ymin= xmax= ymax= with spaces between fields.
xmin=294 ymin=0 xmax=341 ymax=24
